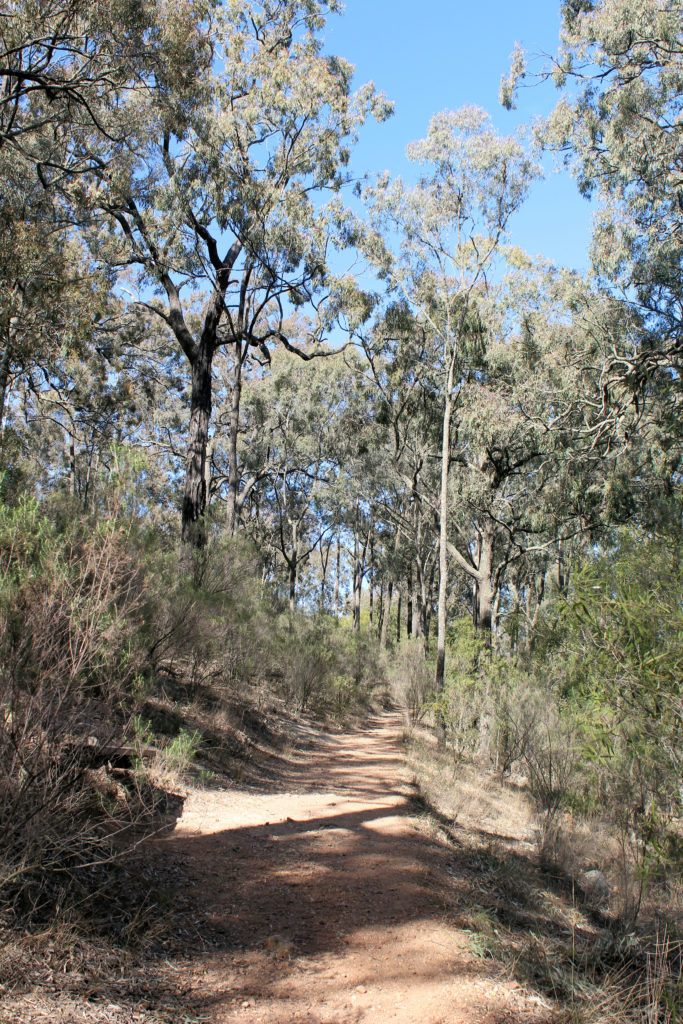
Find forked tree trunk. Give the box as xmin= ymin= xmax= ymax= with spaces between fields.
xmin=182 ymin=343 xmax=213 ymax=546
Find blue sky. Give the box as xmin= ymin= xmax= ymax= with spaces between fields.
xmin=326 ymin=0 xmax=594 ymax=273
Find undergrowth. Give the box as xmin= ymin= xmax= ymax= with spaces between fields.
xmin=404 ymin=727 xmax=683 ymax=1024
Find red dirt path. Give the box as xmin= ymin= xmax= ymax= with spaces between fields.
xmin=157 ymin=712 xmax=551 ymax=1024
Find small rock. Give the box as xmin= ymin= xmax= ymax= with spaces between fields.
xmin=580 ymin=869 xmax=610 ymax=903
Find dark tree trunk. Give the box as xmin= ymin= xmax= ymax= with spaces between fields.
xmin=289 ymin=549 xmax=298 ymax=615
xmin=69 ymin=433 xmax=76 ymax=497
xmin=406 ymin=566 xmax=413 ymax=638
xmin=0 ymin=342 xmax=10 ymax=445
xmin=226 ymin=340 xmax=244 ymax=536
xmin=556 ymin=536 xmax=567 ymax=596
xmin=333 ymin=525 xmax=341 ymax=617
xmin=368 ymin=537 xmax=375 ymax=634
xmin=352 ymin=512 xmax=360 ymax=631
xmin=381 ymin=580 xmax=393 ymax=649
xmin=182 ymin=343 xmax=213 ymax=546
xmin=319 ymin=534 xmax=332 ymax=612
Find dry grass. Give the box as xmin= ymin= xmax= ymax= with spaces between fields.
xmin=405 ymin=727 xmax=683 ymax=1024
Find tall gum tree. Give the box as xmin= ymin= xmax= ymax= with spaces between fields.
xmin=81 ymin=0 xmax=390 ymax=543
xmin=363 ymin=107 xmax=538 ymax=694
xmin=502 ymin=0 xmax=683 ymax=447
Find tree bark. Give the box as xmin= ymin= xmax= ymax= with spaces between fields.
xmin=0 ymin=342 xmax=11 ymax=446
xmin=368 ymin=537 xmax=375 ymax=634
xmin=352 ymin=511 xmax=360 ymax=631
xmin=288 ymin=547 xmax=298 ymax=615
xmin=435 ymin=367 xmax=455 ymax=696
xmin=474 ymin=520 xmax=495 ymax=639
xmin=181 ymin=343 xmax=213 ymax=546
xmin=406 ymin=565 xmax=413 ymax=638
xmin=333 ymin=525 xmax=341 ymax=618
xmin=556 ymin=536 xmax=567 ymax=596
xmin=226 ymin=339 xmax=244 ymax=536
xmin=411 ymin=563 xmax=421 ymax=637
xmin=381 ymin=580 xmax=393 ymax=649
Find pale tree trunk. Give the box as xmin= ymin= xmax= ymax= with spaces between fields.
xmin=352 ymin=515 xmax=370 ymax=633
xmin=435 ymin=355 xmax=456 ymax=696
xmin=376 ymin=582 xmax=384 ymax=639
xmin=380 ymin=526 xmax=402 ymax=648
xmin=525 ymin=570 xmax=546 ymax=653
xmin=492 ymin=586 xmax=502 ymax=637
xmin=396 ymin=589 xmax=402 ymax=643
xmin=473 ymin=520 xmax=495 ymax=639
xmin=82 ymin=450 xmax=99 ymax=512
xmin=508 ymin=583 xmax=521 ymax=651
xmin=422 ymin=548 xmax=437 ymax=646
xmin=411 ymin=564 xmax=421 ymax=638
xmin=182 ymin=343 xmax=213 ymax=546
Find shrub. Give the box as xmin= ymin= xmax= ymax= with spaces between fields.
xmin=0 ymin=498 xmax=146 ymax=912
xmin=390 ymin=639 xmax=432 ymax=725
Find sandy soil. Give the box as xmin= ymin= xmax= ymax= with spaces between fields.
xmin=156 ymin=712 xmax=551 ymax=1024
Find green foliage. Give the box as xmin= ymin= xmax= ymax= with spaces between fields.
xmin=557 ymin=530 xmax=682 ymax=904
xmin=162 ymin=729 xmax=202 ymax=771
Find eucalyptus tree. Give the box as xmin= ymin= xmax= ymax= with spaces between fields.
xmin=503 ymin=0 xmax=683 ymax=443
xmin=0 ymin=0 xmax=210 ymax=493
xmin=363 ymin=107 xmax=538 ymax=689
xmin=79 ymin=0 xmax=389 ymax=544
xmin=0 ymin=0 xmax=207 ymax=159
xmin=232 ymin=348 xmax=362 ymax=611
xmin=358 ymin=303 xmax=443 ymax=642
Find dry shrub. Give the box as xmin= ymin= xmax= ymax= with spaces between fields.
xmin=145 ymin=536 xmax=263 ymax=694
xmin=275 ymin=619 xmax=384 ymax=715
xmin=390 ymin=640 xmax=432 ymax=727
xmin=0 ymin=499 xmax=146 ymax=914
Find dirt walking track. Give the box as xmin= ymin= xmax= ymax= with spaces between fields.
xmin=158 ymin=713 xmax=548 ymax=1024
